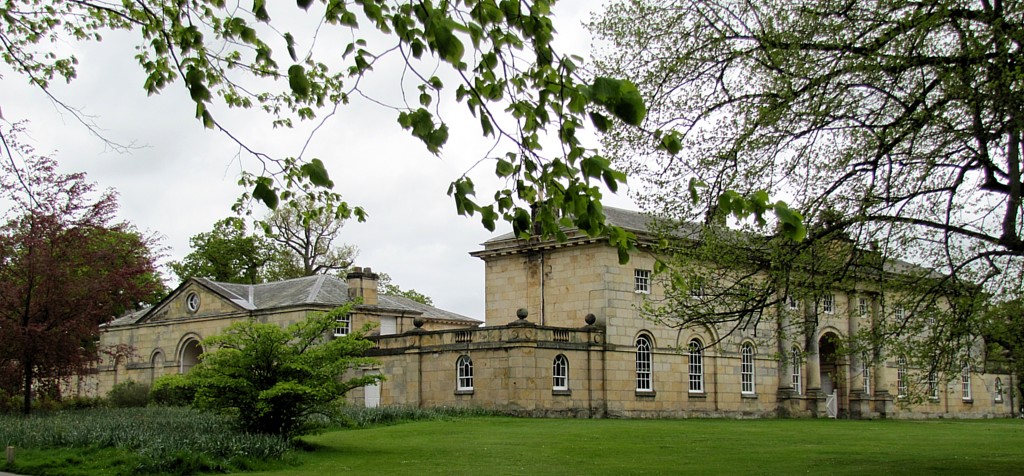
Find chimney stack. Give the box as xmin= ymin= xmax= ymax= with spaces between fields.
xmin=346 ymin=266 xmax=378 ymax=306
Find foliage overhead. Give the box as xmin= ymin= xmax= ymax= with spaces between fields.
xmin=0 ymin=0 xmax=769 ymax=261
xmin=187 ymin=304 xmax=381 ymax=439
xmin=591 ymin=0 xmax=1024 ymax=376
xmin=0 ymin=123 xmax=164 ymax=414
xmin=169 ymin=216 xmax=292 ymax=284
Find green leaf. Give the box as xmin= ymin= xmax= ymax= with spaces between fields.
xmin=589 ymin=112 xmax=611 ymax=133
xmin=288 ymin=64 xmax=311 ymax=98
xmin=659 ymin=131 xmax=683 ymax=155
xmin=687 ymin=178 xmax=706 ymax=205
xmin=300 ymin=159 xmax=333 ymax=188
xmin=495 ymin=159 xmax=515 ymax=177
xmin=253 ymin=0 xmax=270 ymax=21
xmin=253 ymin=180 xmax=279 ymax=209
xmin=285 ymin=33 xmax=297 ymax=62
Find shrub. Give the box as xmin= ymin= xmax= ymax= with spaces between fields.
xmin=189 ymin=306 xmax=381 ymax=439
xmin=151 ymin=374 xmax=197 ymax=406
xmin=107 ymin=380 xmax=150 ymax=407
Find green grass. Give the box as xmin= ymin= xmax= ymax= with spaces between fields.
xmin=250 ymin=417 xmax=1024 ymax=476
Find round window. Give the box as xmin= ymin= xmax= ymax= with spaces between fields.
xmin=185 ymin=292 xmax=200 ymax=312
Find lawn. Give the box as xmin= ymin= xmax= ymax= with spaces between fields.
xmin=251 ymin=417 xmax=1024 ymax=475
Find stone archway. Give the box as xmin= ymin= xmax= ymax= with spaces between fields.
xmin=819 ymin=332 xmax=844 ymax=416
xmin=179 ymin=339 xmax=204 ymax=373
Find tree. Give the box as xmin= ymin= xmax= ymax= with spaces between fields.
xmin=187 ymin=305 xmax=380 ymax=439
xmin=591 ymin=1 xmax=1023 ymax=364
xmin=0 ymin=123 xmax=163 ymax=413
xmin=983 ymin=299 xmax=1024 ymax=412
xmin=169 ymin=217 xmax=290 ymax=284
xmin=377 ymin=271 xmax=433 ymax=306
xmin=262 ymin=196 xmax=358 ymax=278
xmin=0 ymin=0 xmax=667 ymax=258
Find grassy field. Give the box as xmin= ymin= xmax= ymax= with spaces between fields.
xmin=3 ymin=410 xmax=1022 ymax=475
xmin=253 ymin=417 xmax=1024 ymax=476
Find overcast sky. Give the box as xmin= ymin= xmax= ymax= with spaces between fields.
xmin=1 ymin=2 xmax=636 ymax=320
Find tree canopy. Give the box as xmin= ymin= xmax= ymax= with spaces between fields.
xmin=590 ymin=0 xmax=1022 ymax=375
xmin=262 ymin=196 xmax=358 ymax=277
xmin=0 ymin=123 xmax=164 ymax=413
xmin=170 ymin=217 xmax=290 ymax=284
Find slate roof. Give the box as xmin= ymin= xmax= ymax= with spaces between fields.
xmin=106 ymin=274 xmax=479 ymax=328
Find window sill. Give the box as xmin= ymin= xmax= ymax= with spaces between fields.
xmin=552 ymin=389 xmax=572 ymax=396
xmin=455 ymin=389 xmax=474 ymax=396
xmin=688 ymin=392 xmax=707 ymax=399
xmin=635 ymin=390 xmax=656 ymax=398
xmin=961 ymin=398 xmax=973 ymax=404
xmin=741 ymin=393 xmax=758 ymax=400
xmin=928 ymin=397 xmax=940 ymax=403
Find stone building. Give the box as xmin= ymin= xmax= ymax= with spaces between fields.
xmin=89 ymin=270 xmax=480 ymax=396
xmin=92 ymin=207 xmax=1015 ymax=419
xmin=363 ymin=207 xmax=1015 ymax=419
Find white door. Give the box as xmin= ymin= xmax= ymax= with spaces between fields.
xmin=364 ymin=378 xmax=381 ymax=408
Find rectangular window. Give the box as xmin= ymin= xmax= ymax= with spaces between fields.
xmin=961 ymin=361 xmax=972 ymax=401
xmin=634 ymin=269 xmax=651 ymax=294
xmin=334 ymin=315 xmax=351 ymax=337
xmin=788 ymin=295 xmax=799 ymax=310
xmin=791 ymin=348 xmax=802 ymax=395
xmin=895 ymin=306 xmax=905 ymax=321
xmin=928 ymin=371 xmax=939 ymax=400
xmin=897 ymin=357 xmax=908 ymax=398
xmin=822 ymin=294 xmax=835 ymax=314
xmin=861 ymin=353 xmax=871 ymax=394
xmin=858 ymin=297 xmax=869 ymax=317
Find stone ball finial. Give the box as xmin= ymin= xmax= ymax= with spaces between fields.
xmin=413 ymin=317 xmax=425 ymax=328
xmin=516 ymin=308 xmax=529 ymax=320
xmin=585 ymin=313 xmax=596 ymax=325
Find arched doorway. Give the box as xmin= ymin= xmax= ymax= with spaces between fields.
xmin=819 ymin=332 xmax=843 ymax=416
xmin=179 ymin=339 xmax=204 ymax=373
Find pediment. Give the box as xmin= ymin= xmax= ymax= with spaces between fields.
xmin=138 ymin=279 xmax=252 ymax=324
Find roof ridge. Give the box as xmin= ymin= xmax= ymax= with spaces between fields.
xmin=307 ymin=274 xmax=327 ymax=302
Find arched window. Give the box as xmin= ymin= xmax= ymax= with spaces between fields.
xmin=897 ymin=356 xmax=908 ymax=398
xmin=636 ymin=335 xmax=653 ymax=392
xmin=456 ymin=355 xmax=474 ymax=391
xmin=741 ymin=343 xmax=755 ymax=394
xmin=791 ymin=346 xmax=802 ymax=395
xmin=688 ymin=339 xmax=704 ymax=393
xmin=995 ymin=377 xmax=1004 ymax=403
xmin=961 ymin=360 xmax=972 ymax=401
xmin=552 ymin=354 xmax=569 ymax=391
